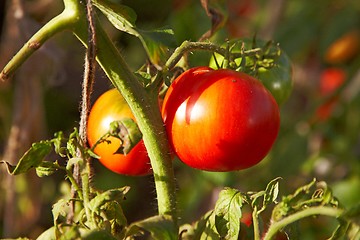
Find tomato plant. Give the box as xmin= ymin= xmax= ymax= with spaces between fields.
xmin=324 ymin=30 xmax=360 ymax=64
xmin=209 ymin=39 xmax=293 ymax=105
xmin=2 ymin=0 xmax=360 ymax=239
xmin=87 ymin=88 xmax=151 ymax=176
xmin=162 ymin=67 xmax=280 ymax=171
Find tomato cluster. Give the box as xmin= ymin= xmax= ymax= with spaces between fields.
xmin=161 ymin=67 xmax=280 ymax=171
xmin=88 ymin=66 xmax=281 ymax=174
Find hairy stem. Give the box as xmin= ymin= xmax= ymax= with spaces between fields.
xmin=0 ymin=0 xmax=178 ymax=230
xmin=72 ymin=3 xmax=178 ymax=226
xmin=164 ymin=40 xmax=262 ymax=71
xmin=252 ymin=207 xmax=261 ymax=240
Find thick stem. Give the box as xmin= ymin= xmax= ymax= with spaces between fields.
xmin=252 ymin=207 xmax=261 ymax=240
xmin=1 ymin=0 xmax=178 ymax=229
xmin=72 ymin=4 xmax=178 ymax=225
xmin=0 ymin=0 xmax=81 ymax=81
xmin=82 ymin=171 xmax=94 ymax=228
xmin=263 ymin=206 xmax=343 ymax=240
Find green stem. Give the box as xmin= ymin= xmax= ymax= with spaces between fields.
xmin=263 ymin=206 xmax=343 ymax=240
xmin=252 ymin=207 xmax=261 ymax=240
xmin=64 ymin=167 xmax=83 ymax=200
xmin=165 ymin=41 xmax=222 ymax=70
xmin=82 ymin=170 xmax=94 ymax=228
xmin=0 ymin=0 xmax=80 ymax=81
xmin=72 ymin=2 xmax=178 ymax=226
xmin=164 ymin=40 xmax=262 ymax=71
xmin=1 ymin=0 xmax=178 ymax=230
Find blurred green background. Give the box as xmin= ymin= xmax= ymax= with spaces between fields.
xmin=0 ymin=0 xmax=359 ymax=239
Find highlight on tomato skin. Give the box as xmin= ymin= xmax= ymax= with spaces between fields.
xmin=161 ymin=67 xmax=280 ymax=172
xmin=87 ymin=88 xmax=152 ymax=176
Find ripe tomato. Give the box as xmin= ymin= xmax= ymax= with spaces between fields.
xmin=324 ymin=30 xmax=360 ymax=64
xmin=315 ymin=68 xmax=346 ymax=121
xmin=209 ymin=39 xmax=293 ymax=105
xmin=87 ymin=88 xmax=151 ymax=176
xmin=161 ymin=67 xmax=280 ymax=171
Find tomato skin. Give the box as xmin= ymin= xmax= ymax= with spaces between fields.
xmin=162 ymin=67 xmax=280 ymax=171
xmin=87 ymin=89 xmax=151 ymax=176
xmin=324 ymin=30 xmax=360 ymax=64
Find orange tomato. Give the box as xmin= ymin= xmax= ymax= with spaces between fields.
xmin=87 ymin=89 xmax=151 ymax=176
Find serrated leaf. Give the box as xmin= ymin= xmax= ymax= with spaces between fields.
xmin=102 ymin=201 xmax=127 ymax=238
xmin=35 ymin=161 xmax=59 ymax=177
xmin=126 ymin=215 xmax=177 ymax=240
xmin=1 ymin=141 xmax=52 ymax=175
xmin=88 ymin=187 xmax=130 ymax=214
xmin=52 ymin=198 xmax=71 ymax=226
xmin=93 ymin=0 xmax=176 ymax=66
xmin=214 ymin=188 xmax=242 ymax=239
xmin=109 ymin=118 xmax=142 ymax=155
xmin=180 ymin=210 xmax=220 ymax=240
xmin=262 ymin=177 xmax=281 ymax=208
xmin=92 ymin=0 xmax=137 ymax=34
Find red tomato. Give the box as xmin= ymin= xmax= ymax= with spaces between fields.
xmin=161 ymin=67 xmax=280 ymax=171
xmin=315 ymin=68 xmax=346 ymax=121
xmin=87 ymin=89 xmax=151 ymax=176
xmin=319 ymin=68 xmax=346 ymax=96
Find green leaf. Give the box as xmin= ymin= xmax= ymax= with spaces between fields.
xmin=342 ymin=203 xmax=360 ymax=224
xmin=88 ymin=187 xmax=130 ymax=215
xmin=262 ymin=177 xmax=281 ymax=209
xmin=67 ymin=128 xmax=80 ymax=157
xmin=57 ymin=225 xmax=81 ymax=240
xmin=92 ymin=0 xmax=137 ymax=34
xmin=109 ymin=118 xmax=142 ymax=155
xmin=102 ymin=201 xmax=127 ymax=238
xmin=126 ymin=215 xmax=177 ymax=240
xmin=136 ymin=28 xmax=176 ymax=67
xmin=93 ymin=0 xmax=176 ymax=66
xmin=250 ymin=177 xmax=282 ymax=214
xmin=35 ymin=161 xmax=60 ymax=177
xmin=36 ymin=226 xmax=57 ymax=240
xmin=328 ymin=218 xmax=350 ymax=240
xmin=82 ymin=229 xmax=117 ymax=240
xmin=52 ymin=198 xmax=71 ymax=226
xmin=1 ymin=141 xmax=52 ymax=175
xmin=180 ymin=210 xmax=220 ymax=239
xmin=214 ymin=188 xmax=242 ymax=239
xmin=52 ymin=131 xmax=66 ymax=157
